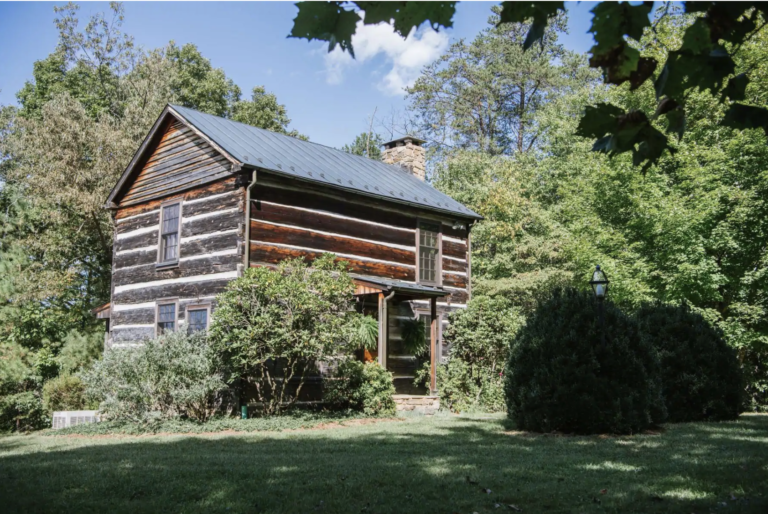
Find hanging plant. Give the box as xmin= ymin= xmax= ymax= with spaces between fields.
xmin=401 ymin=317 xmax=427 ymax=357
xmin=348 ymin=314 xmax=379 ymax=351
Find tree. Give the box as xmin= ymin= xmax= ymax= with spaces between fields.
xmin=407 ymin=8 xmax=595 ymax=156
xmin=209 ymin=255 xmax=361 ymax=415
xmin=232 ymin=86 xmax=308 ymax=140
xmin=289 ymin=1 xmax=768 ymax=171
xmin=341 ymin=131 xmax=383 ymax=159
xmin=167 ymin=42 xmax=241 ymax=118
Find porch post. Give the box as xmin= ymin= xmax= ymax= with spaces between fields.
xmin=430 ymin=296 xmax=437 ymax=394
xmin=378 ymin=292 xmax=388 ymax=369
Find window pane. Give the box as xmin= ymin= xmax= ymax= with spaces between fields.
xmin=188 ymin=309 xmax=208 ymax=333
xmin=163 ymin=233 xmax=178 ymax=261
xmin=418 ymin=222 xmax=439 ymax=283
xmin=158 ymin=303 xmax=176 ymax=333
xmin=162 ymin=204 xmax=179 ymax=234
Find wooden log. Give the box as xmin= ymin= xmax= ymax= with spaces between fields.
xmin=251 ymin=200 xmax=414 ymax=247
xmin=111 ymin=307 xmax=156 ymax=326
xmin=442 ymin=273 xmax=467 ymax=289
xmin=250 ymin=242 xmax=415 ymax=281
xmin=116 ymin=177 xmax=239 ymax=220
xmin=113 ymin=249 xmax=158 ymax=269
xmin=114 ymin=230 xmax=158 ymax=253
xmin=442 ymin=240 xmax=467 ymax=259
xmin=250 ymin=220 xmax=415 ymax=265
xmin=112 ymin=255 xmax=239 ymax=288
xmin=254 ymin=182 xmax=417 ymax=230
xmin=180 ymin=232 xmax=240 ymax=256
xmin=183 ymin=192 xmax=241 ymax=218
xmin=115 ymin=211 xmax=160 ymax=235
xmin=113 ymin=279 xmax=232 ymax=304
xmin=442 ymin=257 xmax=467 ymax=273
xmin=447 ymin=289 xmax=469 ymax=304
xmin=181 ymin=210 xmax=241 ymax=238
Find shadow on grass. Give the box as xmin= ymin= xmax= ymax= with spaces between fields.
xmin=0 ymin=415 xmax=766 ymax=514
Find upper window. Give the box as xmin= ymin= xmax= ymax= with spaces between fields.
xmin=159 ymin=203 xmax=180 ymax=264
xmin=187 ymin=307 xmax=209 ymax=333
xmin=157 ymin=302 xmax=176 ymax=334
xmin=418 ymin=221 xmax=440 ymax=284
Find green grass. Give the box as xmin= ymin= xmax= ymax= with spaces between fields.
xmin=1 ymin=413 xmax=767 ymax=513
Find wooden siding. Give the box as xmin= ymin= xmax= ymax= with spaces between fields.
xmin=248 ymin=175 xmax=471 ymax=306
xmin=119 ymin=119 xmax=233 ymax=207
xmin=110 ymin=176 xmax=244 ymax=344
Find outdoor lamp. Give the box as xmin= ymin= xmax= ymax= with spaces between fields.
xmin=589 ymin=265 xmax=609 ymax=300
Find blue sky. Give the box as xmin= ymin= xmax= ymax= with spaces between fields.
xmin=0 ymin=1 xmax=598 ymax=149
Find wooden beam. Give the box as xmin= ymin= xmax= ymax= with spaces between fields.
xmin=430 ymin=296 xmax=437 ymax=394
xmin=378 ymin=292 xmax=388 ymax=369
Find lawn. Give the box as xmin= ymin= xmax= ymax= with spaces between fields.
xmin=1 ymin=414 xmax=767 ymax=514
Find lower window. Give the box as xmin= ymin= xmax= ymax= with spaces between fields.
xmin=187 ymin=307 xmax=209 ymax=333
xmin=156 ymin=302 xmax=177 ymax=334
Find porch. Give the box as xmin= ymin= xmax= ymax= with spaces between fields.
xmin=352 ymin=276 xmax=449 ymax=401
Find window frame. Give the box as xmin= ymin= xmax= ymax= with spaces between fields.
xmin=185 ymin=303 xmax=212 ymax=334
xmin=415 ymin=219 xmax=442 ymax=286
xmin=157 ymin=200 xmax=182 ymax=269
xmin=155 ymin=298 xmax=179 ymax=336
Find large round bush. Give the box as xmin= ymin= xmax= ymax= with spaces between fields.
xmin=505 ymin=288 xmax=666 ymax=434
xmin=635 ymin=302 xmax=742 ymax=422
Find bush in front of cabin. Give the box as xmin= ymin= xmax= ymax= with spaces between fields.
xmin=635 ymin=302 xmax=743 ymax=422
xmin=505 ymin=288 xmax=666 ymax=434
xmin=324 ymin=359 xmax=396 ymax=416
xmin=81 ymin=330 xmax=230 ymax=422
xmin=42 ymin=374 xmax=92 ymax=412
xmin=210 ymin=254 xmax=362 ymax=416
xmin=420 ymin=296 xmax=523 ymax=413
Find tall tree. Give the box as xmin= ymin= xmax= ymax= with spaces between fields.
xmin=407 ymin=8 xmax=596 ymax=156
xmin=341 ymin=132 xmax=383 ymax=160
xmin=231 ymin=87 xmax=307 ymax=140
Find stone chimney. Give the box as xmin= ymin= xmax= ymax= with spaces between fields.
xmin=381 ymin=136 xmax=426 ymax=181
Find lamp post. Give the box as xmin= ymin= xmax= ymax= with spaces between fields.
xmin=589 ymin=265 xmax=610 ymax=346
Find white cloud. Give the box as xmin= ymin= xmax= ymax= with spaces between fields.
xmin=322 ymin=19 xmax=449 ymax=96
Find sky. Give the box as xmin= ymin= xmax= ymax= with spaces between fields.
xmin=0 ymin=1 xmax=599 ymax=149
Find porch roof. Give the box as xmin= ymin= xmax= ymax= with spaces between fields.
xmin=351 ymin=276 xmax=450 ymax=299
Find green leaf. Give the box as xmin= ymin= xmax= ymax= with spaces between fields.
xmin=576 ymin=103 xmax=625 ymax=140
xmin=721 ymin=73 xmax=749 ymax=102
xmin=655 ymin=48 xmax=735 ymax=101
xmin=664 ymin=107 xmax=686 ymax=140
xmin=680 ymin=17 xmax=712 ymax=54
xmin=497 ymin=1 xmax=565 ymax=50
xmin=589 ymin=1 xmax=653 ymax=52
xmin=587 ymin=2 xmax=654 ymax=87
xmin=357 ymin=1 xmax=457 ymax=37
xmin=289 ymin=2 xmax=361 ymax=57
xmin=722 ymin=103 xmax=768 ymax=137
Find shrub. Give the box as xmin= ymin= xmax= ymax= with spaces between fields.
xmin=210 ymin=254 xmax=360 ymax=415
xmin=81 ymin=330 xmax=230 ymax=422
xmin=56 ymin=329 xmax=104 ymax=374
xmin=635 ymin=302 xmax=742 ymax=422
xmin=420 ymin=296 xmax=522 ymax=413
xmin=505 ymin=288 xmax=666 ymax=434
xmin=42 ymin=374 xmax=92 ymax=412
xmin=324 ymin=360 xmax=396 ymax=416
xmin=0 ymin=391 xmax=48 ymax=432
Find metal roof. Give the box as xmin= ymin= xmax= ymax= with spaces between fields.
xmin=169 ymin=105 xmax=481 ymax=220
xmin=351 ymin=275 xmax=450 ymax=297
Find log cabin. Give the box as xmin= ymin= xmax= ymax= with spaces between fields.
xmin=100 ymin=104 xmax=481 ymax=404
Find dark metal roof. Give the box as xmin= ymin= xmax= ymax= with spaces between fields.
xmin=169 ymin=105 xmax=481 ymax=220
xmin=351 ymin=275 xmax=450 ymax=297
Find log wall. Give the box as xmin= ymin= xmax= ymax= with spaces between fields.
xmin=109 ymin=176 xmax=244 ymax=344
xmin=248 ymin=174 xmax=471 ymax=393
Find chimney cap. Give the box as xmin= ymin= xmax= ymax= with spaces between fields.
xmin=382 ymin=135 xmax=427 ymax=149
